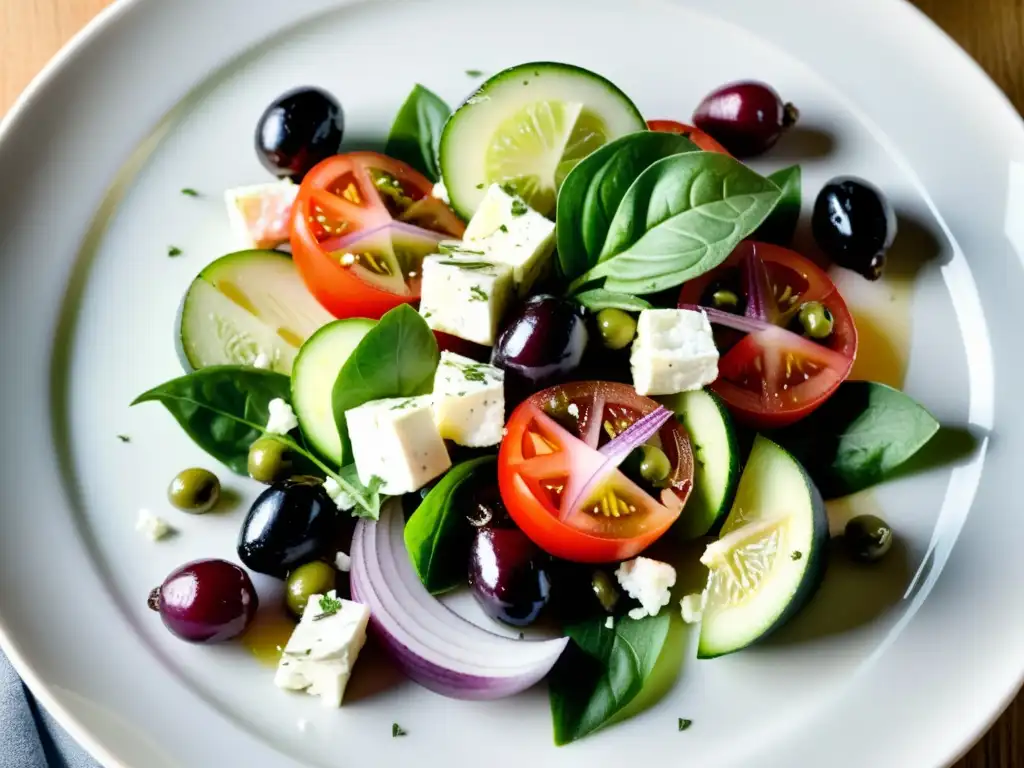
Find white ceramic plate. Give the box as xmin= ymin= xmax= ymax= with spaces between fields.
xmin=1 ymin=0 xmax=1023 ymax=766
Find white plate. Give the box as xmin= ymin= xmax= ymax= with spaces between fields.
xmin=1 ymin=0 xmax=1022 ymax=766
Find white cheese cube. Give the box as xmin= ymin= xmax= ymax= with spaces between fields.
xmin=224 ymin=180 xmax=298 ymax=250
xmin=274 ymin=591 xmax=370 ymax=708
xmin=135 ymin=509 xmax=173 ymax=541
xmin=615 ymin=557 xmax=677 ymax=620
xmin=464 ymin=184 xmax=555 ymax=295
xmin=630 ymin=309 xmax=719 ymax=396
xmin=345 ymin=395 xmax=452 ymax=495
xmin=432 ymin=352 xmax=505 ymax=447
xmin=265 ymin=398 xmax=299 ymax=435
xmin=418 ymin=255 xmax=514 ymax=346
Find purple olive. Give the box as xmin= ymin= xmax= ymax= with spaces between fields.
xmin=491 ymin=295 xmax=588 ymax=393
xmin=469 ymin=527 xmax=551 ymax=627
xmin=692 ymin=81 xmax=799 ymax=157
xmin=148 ymin=559 xmax=258 ymax=643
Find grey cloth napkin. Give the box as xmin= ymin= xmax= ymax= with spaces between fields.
xmin=0 ymin=651 xmax=99 ymax=768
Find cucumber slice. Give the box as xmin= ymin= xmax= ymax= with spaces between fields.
xmin=177 ymin=250 xmax=334 ymax=374
xmin=291 ymin=318 xmax=376 ymax=465
xmin=658 ymin=389 xmax=740 ymax=540
xmin=439 ymin=62 xmax=646 ymax=219
xmin=697 ymin=436 xmax=828 ymax=659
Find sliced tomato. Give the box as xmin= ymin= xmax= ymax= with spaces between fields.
xmin=679 ymin=241 xmax=858 ymax=428
xmin=498 ymin=382 xmax=694 ymax=563
xmin=648 ymin=119 xmax=732 ymax=155
xmin=290 ymin=152 xmax=466 ymax=319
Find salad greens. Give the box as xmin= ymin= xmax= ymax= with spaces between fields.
xmin=572 ymin=289 xmax=653 ymax=313
xmin=754 ymin=165 xmax=801 ymax=245
xmin=385 ymin=84 xmax=450 ymax=182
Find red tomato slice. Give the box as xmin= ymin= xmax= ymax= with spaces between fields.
xmin=290 ymin=152 xmax=466 ymax=319
xmin=498 ymin=382 xmax=694 ymax=563
xmin=679 ymin=241 xmax=858 ymax=428
xmin=648 ymin=119 xmax=732 ymax=155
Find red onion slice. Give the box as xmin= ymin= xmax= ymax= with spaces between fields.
xmin=679 ymin=304 xmax=772 ymax=334
xmin=742 ymin=243 xmax=775 ymax=323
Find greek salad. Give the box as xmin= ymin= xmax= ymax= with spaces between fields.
xmin=133 ymin=62 xmax=941 ymax=744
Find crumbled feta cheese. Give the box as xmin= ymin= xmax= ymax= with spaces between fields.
xmin=680 ymin=592 xmax=707 ymax=624
xmin=224 ymin=180 xmax=298 ymax=250
xmin=252 ymin=352 xmax=271 ymax=370
xmin=323 ymin=477 xmax=355 ymax=512
xmin=630 ymin=309 xmax=719 ymax=396
xmin=265 ymin=398 xmax=299 ymax=435
xmin=432 ymin=180 xmax=450 ymax=204
xmin=605 ymin=616 xmax=615 ymax=630
xmin=274 ymin=591 xmax=370 ymax=707
xmin=615 ymin=557 xmax=677 ymax=620
xmin=432 ymin=352 xmax=505 ymax=447
xmin=345 ymin=395 xmax=452 ymax=495
xmin=418 ymin=255 xmax=514 ymax=345
xmin=135 ymin=509 xmax=173 ymax=541
xmin=334 ymin=551 xmax=352 ymax=573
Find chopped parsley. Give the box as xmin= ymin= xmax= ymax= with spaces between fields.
xmin=180 ymin=188 xmax=199 ymax=197
xmin=392 ymin=723 xmax=407 ymax=738
xmin=438 ymin=243 xmax=485 ymax=256
xmin=313 ymin=593 xmax=343 ymax=621
xmin=435 ymin=260 xmax=493 ymax=270
xmin=791 ymin=551 xmax=803 ymax=561
xmin=389 ymin=398 xmax=417 ymax=410
xmin=678 ymin=718 xmax=693 ymax=732
xmin=116 ymin=434 xmax=131 ymax=443
xmin=475 ymin=183 xmax=485 ymax=190
xmin=167 ymin=246 xmax=182 ymax=257
xmin=499 ymin=224 xmax=509 ymax=233
xmin=510 ymin=199 xmax=528 ymax=217
xmin=465 ymin=69 xmax=484 ymax=77
xmin=469 ymin=286 xmax=489 ymax=302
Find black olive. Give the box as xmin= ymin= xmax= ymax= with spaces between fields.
xmin=468 ymin=527 xmax=551 ymax=627
xmin=255 ymin=87 xmax=344 ymax=181
xmin=812 ymin=176 xmax=897 ymax=280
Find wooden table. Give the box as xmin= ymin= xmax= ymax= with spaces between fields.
xmin=1 ymin=0 xmax=1021 ymax=766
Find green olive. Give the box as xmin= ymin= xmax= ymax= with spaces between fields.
xmin=638 ymin=445 xmax=671 ymax=485
xmin=711 ymin=289 xmax=741 ymax=312
xmin=285 ymin=561 xmax=339 ymax=618
xmin=591 ymin=570 xmax=620 ymax=613
xmin=248 ymin=437 xmax=293 ymax=484
xmin=844 ymin=514 xmax=893 ymax=563
xmin=167 ymin=468 xmax=220 ymax=513
xmin=595 ymin=308 xmax=638 ymax=350
xmin=797 ymin=301 xmax=834 ymax=340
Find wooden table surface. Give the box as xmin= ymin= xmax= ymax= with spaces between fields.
xmin=1 ymin=0 xmax=1022 ymax=766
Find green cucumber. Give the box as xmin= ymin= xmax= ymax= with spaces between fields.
xmin=291 ymin=318 xmax=376 ymax=465
xmin=697 ymin=436 xmax=828 ymax=659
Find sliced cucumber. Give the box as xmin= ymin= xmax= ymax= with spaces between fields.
xmin=439 ymin=62 xmax=645 ymax=219
xmin=177 ymin=250 xmax=334 ymax=374
xmin=697 ymin=436 xmax=828 ymax=659
xmin=659 ymin=389 xmax=740 ymax=540
xmin=291 ymin=318 xmax=376 ymax=465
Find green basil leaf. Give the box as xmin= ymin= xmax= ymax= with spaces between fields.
xmin=404 ymin=456 xmax=495 ymax=594
xmin=770 ymin=381 xmax=940 ymax=498
xmin=572 ymin=289 xmax=653 ymax=313
xmin=754 ymin=165 xmax=801 ymax=245
xmin=549 ymin=612 xmax=671 ymax=745
xmin=384 ymin=84 xmax=450 ymax=182
xmin=332 ymin=305 xmax=440 ymax=461
xmin=556 ymin=132 xmax=699 ymax=282
xmin=572 ymin=153 xmax=782 ymax=295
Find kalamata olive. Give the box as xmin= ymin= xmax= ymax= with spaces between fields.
xmin=491 ymin=295 xmax=588 ymax=393
xmin=468 ymin=527 xmax=551 ymax=627
xmin=285 ymin=561 xmax=338 ymax=618
xmin=167 ymin=468 xmax=220 ymax=513
xmin=248 ymin=437 xmax=293 ymax=484
xmin=237 ymin=477 xmax=336 ymax=578
xmin=692 ymin=81 xmax=799 ymax=157
xmin=148 ymin=559 xmax=257 ymax=643
xmin=844 ymin=514 xmax=894 ymax=563
xmin=812 ymin=176 xmax=897 ymax=280
xmin=595 ymin=308 xmax=637 ymax=350
xmin=255 ymin=87 xmax=344 ymax=181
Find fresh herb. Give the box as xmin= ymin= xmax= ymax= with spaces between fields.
xmin=791 ymin=551 xmax=803 ymax=561
xmin=313 ymin=592 xmax=344 ymax=620
xmin=392 ymin=723 xmax=407 ymax=738
xmin=556 ymin=131 xmax=699 ymax=282
xmin=438 ymin=243 xmax=485 ymax=256
xmin=770 ymin=381 xmax=940 ymax=498
xmin=572 ymin=289 xmax=653 ymax=313
xmin=499 ymin=224 xmax=509 ymax=233
xmin=388 ymin=398 xmax=418 ymax=410
xmin=475 ymin=183 xmax=485 ymax=190
xmin=385 ymin=84 xmax=450 ymax=182
xmin=510 ymin=198 xmax=529 ymax=217
xmin=168 ymin=246 xmax=182 ymax=257
xmin=447 ymin=360 xmax=492 ymax=383
xmin=465 ymin=69 xmax=484 ymax=77
xmin=332 ymin=305 xmax=439 ymax=464
xmin=469 ymin=286 xmax=489 ymax=302
xmin=754 ymin=165 xmax=801 ymax=245
xmin=549 ymin=612 xmax=671 ymax=745
xmin=404 ymin=457 xmax=496 ymax=594
xmin=678 ymin=718 xmax=693 ymax=732
xmin=180 ymin=188 xmax=199 ymax=197
xmin=116 ymin=434 xmax=131 ymax=443
xmin=434 ymin=260 xmax=494 ymax=270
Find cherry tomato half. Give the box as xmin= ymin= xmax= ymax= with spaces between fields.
xmin=648 ymin=119 xmax=732 ymax=155
xmin=679 ymin=241 xmax=858 ymax=428
xmin=498 ymin=382 xmax=694 ymax=563
xmin=290 ymin=152 xmax=465 ymax=319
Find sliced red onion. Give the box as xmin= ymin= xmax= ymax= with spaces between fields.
xmin=320 ymin=220 xmax=447 ymax=254
xmin=742 ymin=243 xmax=774 ymax=323
xmin=679 ymin=304 xmax=772 ymax=334
xmin=349 ymin=502 xmax=568 ymax=700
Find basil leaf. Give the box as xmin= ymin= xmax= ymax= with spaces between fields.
xmin=549 ymin=613 xmax=671 ymax=745
xmin=404 ymin=456 xmax=495 ymax=594
xmin=573 ymin=289 xmax=653 ymax=313
xmin=332 ymin=305 xmax=439 ymax=461
xmin=572 ymin=153 xmax=782 ymax=295
xmin=556 ymin=132 xmax=699 ymax=282
xmin=385 ymin=84 xmax=450 ymax=182
xmin=754 ymin=165 xmax=801 ymax=245
xmin=770 ymin=381 xmax=940 ymax=498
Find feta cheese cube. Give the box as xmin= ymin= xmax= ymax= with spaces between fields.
xmin=432 ymin=180 xmax=450 ymax=204
xmin=334 ymin=551 xmax=352 ymax=572
xmin=432 ymin=352 xmax=505 ymax=447
xmin=274 ymin=591 xmax=370 ymax=708
xmin=224 ymin=180 xmax=298 ymax=250
xmin=345 ymin=395 xmax=452 ymax=495
xmin=615 ymin=557 xmax=676 ymax=620
xmin=265 ymin=398 xmax=298 ymax=435
xmin=680 ymin=592 xmax=707 ymax=624
xmin=418 ymin=255 xmax=514 ymax=346
xmin=630 ymin=309 xmax=719 ymax=396
xmin=135 ymin=509 xmax=173 ymax=541
xmin=464 ymin=184 xmax=555 ymax=295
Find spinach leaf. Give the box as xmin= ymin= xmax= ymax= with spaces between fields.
xmin=572 ymin=289 xmax=653 ymax=313
xmin=549 ymin=612 xmax=671 ymax=745
xmin=754 ymin=165 xmax=801 ymax=245
xmin=385 ymin=85 xmax=450 ymax=182
xmin=571 ymin=153 xmax=782 ymax=295
xmin=404 ymin=456 xmax=495 ymax=594
xmin=332 ymin=305 xmax=439 ymax=461
xmin=556 ymin=132 xmax=699 ymax=282
xmin=770 ymin=381 xmax=940 ymax=498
